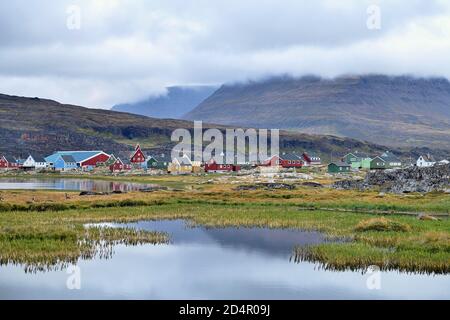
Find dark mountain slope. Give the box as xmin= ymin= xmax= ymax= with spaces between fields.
xmin=112 ymin=86 xmax=218 ymax=119
xmin=0 ymin=93 xmax=446 ymax=160
xmin=184 ymin=75 xmax=450 ymax=149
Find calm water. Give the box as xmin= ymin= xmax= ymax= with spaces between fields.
xmin=0 ymin=178 xmax=156 ymax=192
xmin=0 ymin=220 xmax=448 ymax=300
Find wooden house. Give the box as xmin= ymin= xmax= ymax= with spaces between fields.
xmin=45 ymin=151 xmax=110 ymax=170
xmin=263 ymin=153 xmax=303 ymax=169
xmin=147 ymin=154 xmax=171 ymax=171
xmin=328 ymin=161 xmax=351 ymax=173
xmin=130 ymin=144 xmax=147 ymax=168
xmin=54 ymin=155 xmax=78 ymax=171
xmin=417 ymin=155 xmax=436 ymax=168
xmin=168 ymin=155 xmax=194 ymax=174
xmin=205 ymin=159 xmax=241 ymax=173
xmin=22 ymin=155 xmax=48 ymax=170
xmin=110 ymin=158 xmax=132 ymax=172
xmin=102 ymin=154 xmax=117 ymax=167
xmin=0 ymin=156 xmax=19 ymax=170
xmin=0 ymin=156 xmax=10 ymax=169
xmin=342 ymin=152 xmax=372 ymax=169
xmin=302 ymin=153 xmax=321 ymax=166
xmin=370 ymin=156 xmax=387 ymax=170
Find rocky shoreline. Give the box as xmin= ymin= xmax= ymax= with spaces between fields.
xmin=333 ymin=164 xmax=450 ymax=194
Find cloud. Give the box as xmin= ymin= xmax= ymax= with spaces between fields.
xmin=0 ymin=0 xmax=449 ymax=107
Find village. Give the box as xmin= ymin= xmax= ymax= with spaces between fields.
xmin=0 ymin=144 xmax=448 ymax=176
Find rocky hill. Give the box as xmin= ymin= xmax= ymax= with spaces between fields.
xmin=112 ymin=86 xmax=217 ymax=119
xmin=184 ymin=75 xmax=450 ymax=149
xmin=0 ymin=93 xmax=445 ymax=160
xmin=334 ymin=164 xmax=450 ymax=193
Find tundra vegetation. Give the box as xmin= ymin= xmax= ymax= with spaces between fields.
xmin=0 ymin=174 xmax=448 ymax=274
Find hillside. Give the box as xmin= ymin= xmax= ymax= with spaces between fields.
xmin=184 ymin=75 xmax=450 ymax=149
xmin=0 ymin=93 xmax=446 ymax=160
xmin=112 ymin=86 xmax=217 ymax=119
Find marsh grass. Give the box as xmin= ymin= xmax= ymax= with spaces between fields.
xmin=0 ymin=179 xmax=449 ymax=274
xmin=355 ymin=218 xmax=412 ymax=232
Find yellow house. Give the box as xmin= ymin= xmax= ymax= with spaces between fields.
xmin=168 ymin=155 xmax=194 ymax=174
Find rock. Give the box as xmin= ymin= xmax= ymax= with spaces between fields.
xmin=139 ymin=186 xmax=168 ymax=193
xmin=235 ymin=183 xmax=296 ymax=191
xmin=79 ymin=191 xmax=108 ymax=196
xmin=301 ymin=182 xmax=323 ymax=188
xmin=333 ymin=164 xmax=450 ymax=194
xmin=417 ymin=213 xmax=439 ymax=221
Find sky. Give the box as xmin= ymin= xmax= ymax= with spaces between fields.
xmin=1 ymin=0 xmax=450 ymax=108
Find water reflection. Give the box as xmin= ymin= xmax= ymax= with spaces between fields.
xmin=118 ymin=220 xmax=327 ymax=257
xmin=0 ymin=220 xmax=449 ymax=300
xmin=0 ymin=178 xmax=158 ymax=192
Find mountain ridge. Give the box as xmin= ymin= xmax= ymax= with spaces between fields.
xmin=0 ymin=92 xmax=448 ymax=161
xmin=184 ymin=75 xmax=450 ymax=149
xmin=112 ymin=85 xmax=218 ymax=119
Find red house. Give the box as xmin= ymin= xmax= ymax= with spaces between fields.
xmin=263 ymin=154 xmax=303 ymax=168
xmin=0 ymin=156 xmax=19 ymax=169
xmin=205 ymin=159 xmax=240 ymax=173
xmin=79 ymin=152 xmax=111 ymax=168
xmin=130 ymin=144 xmax=146 ymax=164
xmin=0 ymin=156 xmax=9 ymax=169
xmin=110 ymin=158 xmax=132 ymax=172
xmin=302 ymin=153 xmax=321 ymax=166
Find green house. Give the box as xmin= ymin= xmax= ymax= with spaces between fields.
xmin=328 ymin=161 xmax=351 ymax=173
xmin=342 ymin=153 xmax=359 ymax=164
xmin=104 ymin=154 xmax=117 ymax=166
xmin=380 ymin=152 xmax=402 ymax=169
xmin=370 ymin=156 xmax=387 ymax=170
xmin=343 ymin=152 xmax=372 ymax=169
xmin=147 ymin=154 xmax=171 ymax=170
xmin=370 ymin=152 xmax=402 ymax=170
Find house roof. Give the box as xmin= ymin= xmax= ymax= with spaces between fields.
xmin=304 ymin=152 xmax=320 ymax=158
xmin=27 ymin=155 xmax=46 ymax=163
xmin=329 ymin=161 xmax=351 ymax=167
xmin=60 ymin=155 xmax=76 ymax=163
xmin=173 ymin=155 xmax=192 ymax=166
xmin=420 ymin=154 xmax=436 ymax=162
xmin=380 ymin=152 xmax=401 ymax=162
xmin=2 ymin=156 xmax=16 ymax=163
xmin=281 ymin=153 xmax=302 ymax=161
xmin=346 ymin=152 xmax=371 ymax=159
xmin=45 ymin=151 xmax=105 ymax=164
xmin=151 ymin=154 xmax=172 ymax=162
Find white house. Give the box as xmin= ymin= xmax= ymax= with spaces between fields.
xmin=417 ymin=155 xmax=436 ymax=168
xmin=22 ymin=155 xmax=48 ymax=170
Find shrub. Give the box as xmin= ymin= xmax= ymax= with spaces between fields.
xmin=355 ymin=217 xmax=411 ymax=232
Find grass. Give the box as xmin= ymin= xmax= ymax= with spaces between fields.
xmin=354 ymin=217 xmax=412 ymax=232
xmin=0 ymin=174 xmax=449 ymax=274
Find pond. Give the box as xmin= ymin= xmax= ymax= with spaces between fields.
xmin=0 ymin=178 xmax=157 ymax=193
xmin=0 ymin=220 xmax=448 ymax=300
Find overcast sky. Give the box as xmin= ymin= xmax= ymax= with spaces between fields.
xmin=1 ymin=0 xmax=450 ymax=108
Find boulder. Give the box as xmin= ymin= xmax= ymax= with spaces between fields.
xmin=333 ymin=164 xmax=450 ymax=194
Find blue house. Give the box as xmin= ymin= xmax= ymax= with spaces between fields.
xmin=45 ymin=151 xmax=110 ymax=171
xmin=53 ymin=155 xmax=78 ymax=171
